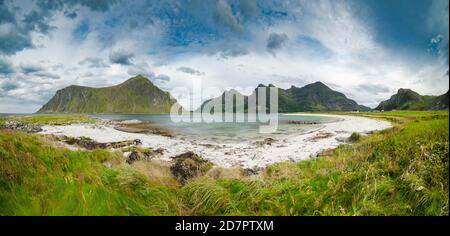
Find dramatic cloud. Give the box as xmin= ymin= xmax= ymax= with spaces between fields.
xmin=266 ymin=33 xmax=288 ymax=52
xmin=0 ymin=80 xmax=18 ymax=91
xmin=214 ymin=0 xmax=244 ymax=33
xmin=109 ymin=50 xmax=134 ymax=65
xmin=237 ymin=0 xmax=258 ymax=21
xmin=154 ymin=74 xmax=170 ymax=82
xmin=0 ymin=3 xmax=33 ymax=55
xmin=358 ymin=84 xmax=391 ymax=95
xmin=220 ymin=48 xmax=249 ymax=59
xmin=0 ymin=57 xmax=14 ymax=75
xmin=64 ymin=10 xmax=78 ymax=19
xmin=20 ymin=64 xmax=44 ymax=74
xmin=78 ymin=57 xmax=109 ymax=68
xmin=127 ymin=62 xmax=154 ymax=78
xmin=177 ymin=67 xmax=205 ymax=76
xmin=0 ymin=0 xmax=448 ymax=112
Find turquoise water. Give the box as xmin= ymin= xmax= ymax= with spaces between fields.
xmin=0 ymin=113 xmax=339 ymax=142
xmin=92 ymin=114 xmax=339 ymax=142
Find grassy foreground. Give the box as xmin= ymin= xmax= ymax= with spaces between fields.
xmin=0 ymin=111 xmax=448 ymax=215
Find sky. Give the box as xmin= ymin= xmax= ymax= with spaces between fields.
xmin=0 ymin=0 xmax=448 ymax=113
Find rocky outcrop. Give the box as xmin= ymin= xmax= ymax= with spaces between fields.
xmin=170 ymin=151 xmax=212 ymax=184
xmin=126 ymin=148 xmax=164 ymax=164
xmin=287 ymin=120 xmax=319 ymax=125
xmin=0 ymin=121 xmax=43 ymax=133
xmin=60 ymin=136 xmax=142 ymax=150
xmin=254 ymin=138 xmax=276 ymax=146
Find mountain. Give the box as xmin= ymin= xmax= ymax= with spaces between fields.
xmin=280 ymin=82 xmax=371 ymax=112
xmin=37 ymin=75 xmax=177 ymax=114
xmin=199 ymin=81 xmax=371 ymax=113
xmin=375 ymin=88 xmax=449 ymax=111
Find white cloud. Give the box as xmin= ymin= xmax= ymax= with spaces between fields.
xmin=0 ymin=0 xmax=448 ymax=113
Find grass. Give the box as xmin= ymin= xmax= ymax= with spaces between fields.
xmin=0 ymin=114 xmax=97 ymax=125
xmin=0 ymin=130 xmax=182 ymax=215
xmin=0 ymin=110 xmax=448 ymax=215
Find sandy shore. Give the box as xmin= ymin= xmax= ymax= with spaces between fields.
xmin=39 ymin=113 xmax=391 ymax=169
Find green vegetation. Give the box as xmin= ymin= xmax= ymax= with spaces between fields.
xmin=348 ymin=132 xmax=361 ymax=142
xmin=0 ymin=130 xmax=182 ymax=215
xmin=200 ymin=82 xmax=371 ymax=113
xmin=37 ymin=75 xmax=177 ymax=114
xmin=0 ymin=111 xmax=448 ymax=215
xmin=0 ymin=114 xmax=97 ymax=125
xmin=375 ymin=88 xmax=449 ymax=111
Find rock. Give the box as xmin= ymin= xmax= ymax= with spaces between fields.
xmin=63 ymin=136 xmax=107 ymax=149
xmin=61 ymin=136 xmax=142 ymax=150
xmin=317 ymin=148 xmax=335 ymax=157
xmin=106 ymin=139 xmax=142 ymax=149
xmin=347 ymin=132 xmax=362 ymax=142
xmin=287 ymin=120 xmax=319 ymax=125
xmin=127 ymin=151 xmax=142 ymax=164
xmin=125 ymin=147 xmax=163 ymax=164
xmin=307 ymin=132 xmax=334 ymax=142
xmin=169 ymin=151 xmax=212 ymax=184
xmin=335 ymin=137 xmax=347 ymax=142
xmin=0 ymin=120 xmax=43 ymax=133
xmin=243 ymin=167 xmax=263 ymax=176
xmin=254 ymin=137 xmax=277 ymax=146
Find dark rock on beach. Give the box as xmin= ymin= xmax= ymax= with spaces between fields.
xmin=126 ymin=148 xmax=165 ymax=164
xmin=61 ymin=136 xmax=142 ymax=150
xmin=317 ymin=148 xmax=335 ymax=157
xmin=254 ymin=137 xmax=277 ymax=146
xmin=0 ymin=121 xmax=43 ymax=133
xmin=287 ymin=120 xmax=319 ymax=125
xmin=243 ymin=167 xmax=263 ymax=176
xmin=170 ymin=151 xmax=212 ymax=184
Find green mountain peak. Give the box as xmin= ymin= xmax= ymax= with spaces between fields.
xmin=37 ymin=75 xmax=177 ymax=114
xmin=375 ymin=88 xmax=448 ymax=111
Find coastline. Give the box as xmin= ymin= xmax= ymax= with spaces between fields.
xmin=38 ymin=113 xmax=392 ymax=169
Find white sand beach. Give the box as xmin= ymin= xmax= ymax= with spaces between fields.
xmin=39 ymin=114 xmax=391 ymax=169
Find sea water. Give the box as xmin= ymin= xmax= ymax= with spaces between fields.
xmin=92 ymin=114 xmax=339 ymax=143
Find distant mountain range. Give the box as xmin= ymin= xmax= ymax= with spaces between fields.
xmin=199 ymin=81 xmax=371 ymax=113
xmin=37 ymin=75 xmax=449 ymax=114
xmin=37 ymin=75 xmax=176 ymax=114
xmin=375 ymin=88 xmax=449 ymax=111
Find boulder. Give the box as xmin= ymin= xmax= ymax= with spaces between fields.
xmin=169 ymin=151 xmax=212 ymax=184
xmin=126 ymin=151 xmax=142 ymax=164
xmin=126 ymin=147 xmax=165 ymax=164
xmin=317 ymin=148 xmax=334 ymax=157
xmin=254 ymin=137 xmax=277 ymax=146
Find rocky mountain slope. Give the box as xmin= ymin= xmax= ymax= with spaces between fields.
xmin=37 ymin=75 xmax=177 ymax=114
xmin=375 ymin=88 xmax=449 ymax=111
xmin=200 ymin=81 xmax=371 ymax=113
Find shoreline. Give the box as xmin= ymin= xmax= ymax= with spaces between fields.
xmin=38 ymin=114 xmax=392 ymax=169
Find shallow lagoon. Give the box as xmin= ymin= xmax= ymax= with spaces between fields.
xmin=92 ymin=113 xmax=340 ymax=143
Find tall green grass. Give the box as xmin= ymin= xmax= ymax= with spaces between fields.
xmin=181 ymin=111 xmax=449 ymax=215
xmin=0 ymin=131 xmax=182 ymax=215
xmin=0 ymin=111 xmax=448 ymax=215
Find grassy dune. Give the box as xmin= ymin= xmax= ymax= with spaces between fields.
xmin=0 ymin=111 xmax=448 ymax=215
xmin=0 ymin=114 xmax=97 ymax=125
